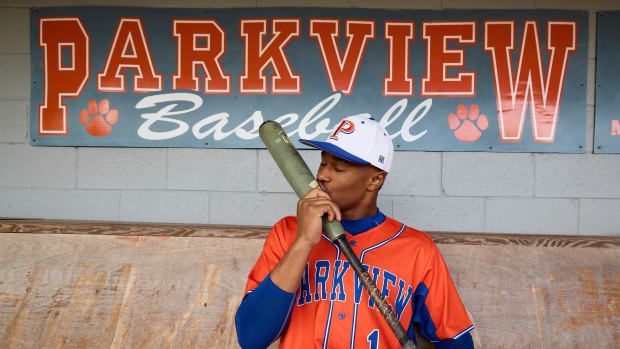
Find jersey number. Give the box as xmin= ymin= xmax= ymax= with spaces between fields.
xmin=367 ymin=329 xmax=379 ymax=349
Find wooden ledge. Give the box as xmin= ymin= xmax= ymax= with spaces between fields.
xmin=1 ymin=218 xmax=618 ymax=248
xmin=0 ymin=218 xmax=268 ymax=239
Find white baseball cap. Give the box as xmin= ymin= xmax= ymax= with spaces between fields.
xmin=299 ymin=115 xmax=394 ymax=173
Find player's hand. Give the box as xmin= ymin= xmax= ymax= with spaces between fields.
xmin=295 ymin=187 xmax=341 ymax=249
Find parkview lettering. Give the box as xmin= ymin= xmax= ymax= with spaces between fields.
xmin=37 ymin=16 xmax=577 ymax=144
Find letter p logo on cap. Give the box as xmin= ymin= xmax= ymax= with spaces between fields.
xmin=330 ymin=120 xmax=355 ymax=140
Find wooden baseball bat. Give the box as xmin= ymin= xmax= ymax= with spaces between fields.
xmin=259 ymin=120 xmax=416 ymax=349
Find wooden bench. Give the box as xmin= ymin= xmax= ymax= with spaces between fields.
xmin=0 ymin=219 xmax=618 ymax=348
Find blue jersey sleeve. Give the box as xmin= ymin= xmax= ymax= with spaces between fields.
xmin=434 ymin=332 xmax=474 ymax=349
xmin=235 ymin=274 xmax=296 ymax=349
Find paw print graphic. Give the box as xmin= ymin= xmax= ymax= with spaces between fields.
xmin=78 ymin=99 xmax=118 ymax=137
xmin=448 ymin=104 xmax=488 ymax=142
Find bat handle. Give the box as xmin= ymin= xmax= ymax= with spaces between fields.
xmin=322 ymin=215 xmax=346 ymax=241
xmin=333 ymin=236 xmax=417 ymax=349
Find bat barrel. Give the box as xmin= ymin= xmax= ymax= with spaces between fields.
xmin=259 ymin=121 xmax=345 ymax=241
xmin=258 ymin=120 xmax=316 ymax=199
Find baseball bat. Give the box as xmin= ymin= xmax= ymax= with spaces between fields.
xmin=259 ymin=120 xmax=416 ymax=349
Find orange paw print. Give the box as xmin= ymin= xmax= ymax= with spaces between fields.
xmin=79 ymin=99 xmax=118 ymax=137
xmin=448 ymin=104 xmax=488 ymax=142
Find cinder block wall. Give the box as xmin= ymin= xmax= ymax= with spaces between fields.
xmin=1 ymin=0 xmax=619 ymax=235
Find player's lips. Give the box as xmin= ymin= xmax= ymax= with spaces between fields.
xmin=318 ymin=184 xmax=331 ymax=196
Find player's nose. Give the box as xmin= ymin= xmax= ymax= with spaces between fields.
xmin=317 ymin=164 xmax=331 ymax=183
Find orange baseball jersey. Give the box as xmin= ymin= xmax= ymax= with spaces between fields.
xmin=243 ymin=215 xmax=473 ymax=348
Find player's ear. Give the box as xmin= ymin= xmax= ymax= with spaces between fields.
xmin=367 ymin=170 xmax=387 ymax=192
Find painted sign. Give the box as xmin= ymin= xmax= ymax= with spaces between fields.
xmin=595 ymin=12 xmax=620 ymax=154
xmin=30 ymin=7 xmax=588 ymax=152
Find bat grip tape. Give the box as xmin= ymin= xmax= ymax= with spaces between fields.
xmin=333 ymin=235 xmax=417 ymax=349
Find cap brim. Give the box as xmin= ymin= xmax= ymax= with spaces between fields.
xmin=299 ymin=139 xmax=371 ymax=166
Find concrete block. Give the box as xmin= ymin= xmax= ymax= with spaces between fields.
xmin=151 ymin=0 xmax=256 ymax=6
xmin=0 ymin=144 xmax=75 ymax=188
xmin=535 ymin=0 xmax=620 ymax=10
xmin=211 ymin=191 xmax=392 ymax=226
xmin=31 ymin=189 xmax=119 ymax=220
xmin=0 ymin=9 xmax=29 ymax=54
xmin=377 ymin=195 xmax=393 ymax=217
xmin=258 ymin=149 xmax=321 ymax=193
xmin=587 ymin=68 xmax=595 ymax=106
xmin=585 ymin=104 xmax=594 ymax=153
xmin=0 ymin=55 xmax=29 ymax=99
xmin=0 ymin=188 xmax=31 ymax=218
xmin=120 ymin=190 xmax=209 ymax=224
xmin=258 ymin=0 xmax=440 ymax=9
xmin=350 ymin=0 xmax=441 ymax=9
xmin=579 ymin=199 xmax=620 ymax=236
xmin=443 ymin=152 xmax=534 ymax=197
xmin=255 ymin=0 xmax=441 ymax=8
xmin=210 ymin=192 xmax=298 ymax=226
xmin=78 ymin=148 xmax=166 ymax=190
xmin=535 ymin=154 xmax=620 ymax=198
xmin=257 ymin=0 xmax=355 ymax=7
xmin=392 ymin=196 xmax=485 ymax=232
xmin=0 ymin=100 xmax=27 ymax=143
xmin=383 ymin=151 xmax=441 ymax=196
xmin=260 ymin=149 xmax=440 ymax=196
xmin=168 ymin=148 xmax=256 ymax=191
xmin=8 ymin=0 xmax=256 ymax=7
xmin=442 ymin=0 xmax=536 ymax=9
xmin=486 ymin=197 xmax=578 ymax=234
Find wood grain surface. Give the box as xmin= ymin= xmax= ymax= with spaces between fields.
xmin=0 ymin=219 xmax=618 ymax=348
xmin=0 ymin=233 xmax=261 ymax=349
xmin=2 ymin=219 xmax=619 ymax=247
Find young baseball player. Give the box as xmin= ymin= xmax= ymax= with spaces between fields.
xmin=236 ymin=116 xmax=474 ymax=348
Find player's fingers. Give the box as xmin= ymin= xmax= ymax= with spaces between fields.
xmin=300 ymin=196 xmax=333 ymax=207
xmin=314 ymin=188 xmax=331 ymax=199
xmin=298 ymin=191 xmax=324 ymax=212
xmin=298 ymin=194 xmax=341 ymax=221
xmin=333 ymin=203 xmax=341 ymax=221
xmin=325 ymin=205 xmax=335 ymax=222
xmin=316 ymin=201 xmax=341 ymax=222
xmin=326 ymin=200 xmax=341 ymax=221
xmin=314 ymin=197 xmax=341 ymax=221
xmin=302 ymin=187 xmax=324 ymax=199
